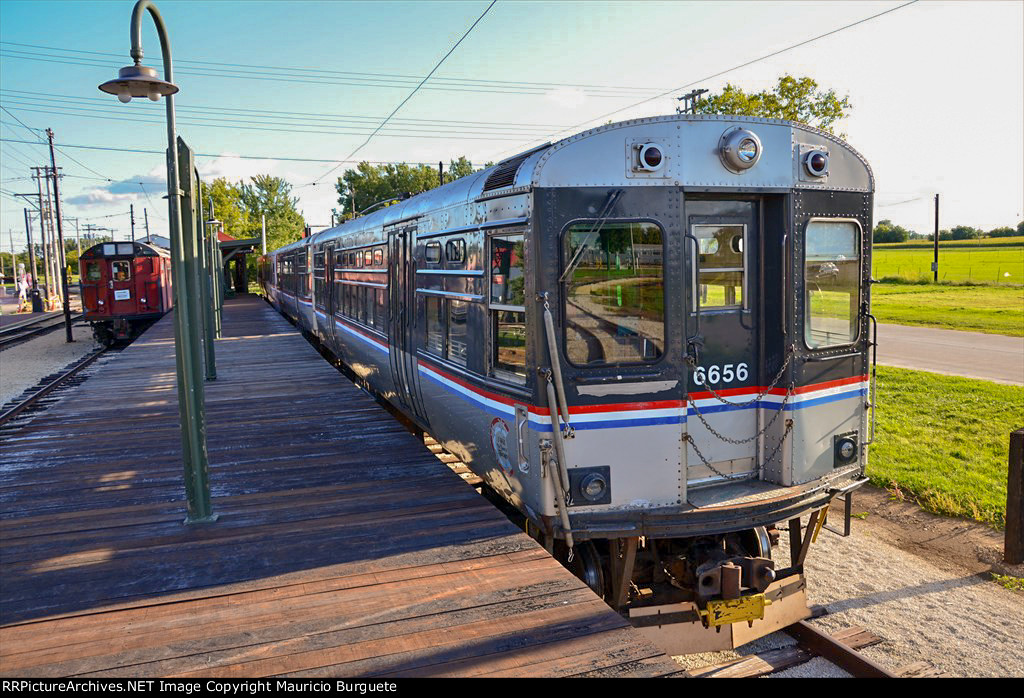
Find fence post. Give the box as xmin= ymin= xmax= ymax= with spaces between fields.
xmin=1007 ymin=428 xmax=1024 ymax=565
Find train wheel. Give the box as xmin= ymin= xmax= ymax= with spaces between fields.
xmin=568 ymin=541 xmax=606 ymax=598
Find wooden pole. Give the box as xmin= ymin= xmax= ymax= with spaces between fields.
xmin=1006 ymin=428 xmax=1024 ymax=565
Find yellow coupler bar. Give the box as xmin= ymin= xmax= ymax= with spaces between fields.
xmin=630 ymin=575 xmax=812 ymax=655
xmin=699 ymin=593 xmax=772 ymax=628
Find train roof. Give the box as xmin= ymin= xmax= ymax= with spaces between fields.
xmin=273 ymin=113 xmax=872 ymax=255
xmin=80 ymin=240 xmax=170 ymax=259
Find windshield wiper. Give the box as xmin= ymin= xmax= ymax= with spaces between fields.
xmin=558 ymin=189 xmax=623 ymax=284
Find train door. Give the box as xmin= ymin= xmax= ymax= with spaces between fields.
xmin=81 ymin=257 xmax=105 ymax=314
xmin=135 ymin=256 xmax=157 ymax=314
xmin=684 ymin=199 xmax=760 ymax=486
xmin=388 ymin=224 xmax=429 ymax=425
xmin=109 ymin=256 xmax=135 ymax=316
xmin=323 ymin=243 xmax=337 ymax=344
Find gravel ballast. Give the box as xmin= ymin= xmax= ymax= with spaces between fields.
xmin=0 ymin=323 xmax=100 ymax=406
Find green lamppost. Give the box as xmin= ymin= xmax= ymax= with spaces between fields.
xmin=99 ymin=0 xmax=216 ymax=524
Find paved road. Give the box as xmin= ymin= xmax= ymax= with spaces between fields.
xmin=876 ymin=323 xmax=1024 ymax=385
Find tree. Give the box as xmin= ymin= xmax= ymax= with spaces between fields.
xmin=873 ymin=219 xmax=913 ymax=244
xmin=240 ymin=175 xmax=305 ymax=253
xmin=693 ymin=75 xmax=852 ymax=135
xmin=949 ymin=225 xmax=982 ymax=241
xmin=988 ymin=226 xmax=1016 ymax=238
xmin=205 ymin=178 xmax=250 ymax=238
xmin=333 ymin=157 xmax=486 ymax=221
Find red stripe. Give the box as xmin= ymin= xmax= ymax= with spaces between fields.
xmin=689 ymin=373 xmax=869 ymax=400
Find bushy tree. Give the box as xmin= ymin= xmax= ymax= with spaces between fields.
xmin=949 ymin=225 xmax=982 ymax=240
xmin=240 ymin=175 xmax=305 ymax=252
xmin=693 ymin=75 xmax=852 ymax=135
xmin=204 ymin=178 xmax=250 ymax=238
xmin=873 ymin=219 xmax=913 ymax=243
xmin=988 ymin=226 xmax=1017 ymax=238
xmin=333 ymin=157 xmax=487 ymax=221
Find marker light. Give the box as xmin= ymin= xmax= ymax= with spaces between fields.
xmin=805 ymin=149 xmax=829 ymax=177
xmin=580 ymin=472 xmax=608 ymax=502
xmin=637 ymin=143 xmax=665 ymax=171
xmin=719 ymin=128 xmax=762 ymax=173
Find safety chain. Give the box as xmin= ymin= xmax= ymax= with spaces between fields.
xmin=686 ymin=345 xmax=796 ymax=408
xmin=689 ymin=382 xmax=794 ymax=445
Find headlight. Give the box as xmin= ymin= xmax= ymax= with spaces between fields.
xmin=804 ymin=149 xmax=829 ymax=177
xmin=834 ymin=432 xmax=859 ymax=466
xmin=719 ymin=127 xmax=762 ymax=173
xmin=580 ymin=472 xmax=608 ymax=502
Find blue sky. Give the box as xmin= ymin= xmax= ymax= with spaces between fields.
xmin=1 ymin=0 xmax=1021 ymax=246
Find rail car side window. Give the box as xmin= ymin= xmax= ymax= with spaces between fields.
xmin=112 ymin=261 xmax=131 ymax=282
xmin=804 ymin=220 xmax=861 ymax=349
xmin=446 ymin=239 xmax=466 ymax=264
xmin=425 ymin=297 xmax=445 ymax=356
xmin=425 ymin=242 xmax=442 ymax=264
xmin=489 ymin=233 xmax=527 ymax=384
xmin=693 ymin=224 xmax=744 ymax=310
xmin=561 ymin=221 xmax=665 ymax=366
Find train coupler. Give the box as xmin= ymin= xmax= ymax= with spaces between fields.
xmin=698 ymin=593 xmax=773 ymax=630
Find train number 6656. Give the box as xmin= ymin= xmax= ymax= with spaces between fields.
xmin=693 ymin=363 xmax=748 ymax=386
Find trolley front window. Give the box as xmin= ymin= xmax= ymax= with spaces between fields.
xmin=111 ymin=260 xmax=131 ymax=282
xmin=561 ymin=221 xmax=665 ymax=366
xmin=804 ymin=219 xmax=861 ymax=349
xmin=85 ymin=262 xmax=101 ymax=281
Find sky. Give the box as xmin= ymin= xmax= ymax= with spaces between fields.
xmin=0 ymin=0 xmax=1021 ymax=248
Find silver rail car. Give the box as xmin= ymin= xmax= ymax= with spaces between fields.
xmin=260 ymin=114 xmax=874 ymax=638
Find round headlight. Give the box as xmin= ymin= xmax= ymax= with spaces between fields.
xmin=805 ymin=149 xmax=829 ymax=177
xmin=580 ymin=472 xmax=608 ymax=502
xmin=719 ymin=128 xmax=762 ymax=173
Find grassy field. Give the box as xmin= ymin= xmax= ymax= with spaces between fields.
xmin=870 ymin=283 xmax=1024 ymax=336
xmin=873 ymin=238 xmax=1023 ymax=284
xmin=870 ymin=366 xmax=1023 ymax=527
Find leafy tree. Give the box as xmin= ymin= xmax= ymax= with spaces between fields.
xmin=204 ymin=178 xmax=251 ymax=238
xmin=873 ymin=219 xmax=913 ymax=244
xmin=988 ymin=226 xmax=1016 ymax=238
xmin=333 ymin=157 xmax=487 ymax=221
xmin=949 ymin=225 xmax=982 ymax=241
xmin=1018 ymin=220 xmax=1024 ymax=236
xmin=693 ymin=75 xmax=852 ymax=135
xmin=240 ymin=174 xmax=305 ymax=252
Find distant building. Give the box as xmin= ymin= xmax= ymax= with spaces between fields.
xmin=138 ymin=234 xmax=171 ymax=250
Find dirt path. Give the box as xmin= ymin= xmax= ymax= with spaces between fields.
xmin=877 ymin=323 xmax=1024 ymax=385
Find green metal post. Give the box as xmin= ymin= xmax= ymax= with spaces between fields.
xmin=196 ymin=176 xmax=216 ymax=380
xmin=175 ymin=137 xmax=216 ymax=523
xmin=210 ymin=220 xmax=223 ymax=338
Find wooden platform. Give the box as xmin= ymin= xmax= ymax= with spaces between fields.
xmin=0 ymin=296 xmax=680 ymax=678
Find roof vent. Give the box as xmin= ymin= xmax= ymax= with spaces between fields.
xmin=482 ymin=143 xmax=549 ymax=192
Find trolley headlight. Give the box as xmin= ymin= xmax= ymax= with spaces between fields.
xmin=719 ymin=127 xmax=762 ymax=173
xmin=580 ymin=472 xmax=608 ymax=502
xmin=804 ymin=149 xmax=829 ymax=177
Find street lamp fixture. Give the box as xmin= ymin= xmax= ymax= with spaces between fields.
xmin=99 ymin=63 xmax=178 ymax=103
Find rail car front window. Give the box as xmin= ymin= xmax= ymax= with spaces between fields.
xmin=804 ymin=220 xmax=861 ymax=349
xmin=561 ymin=221 xmax=665 ymax=366
xmin=111 ymin=261 xmax=131 ymax=282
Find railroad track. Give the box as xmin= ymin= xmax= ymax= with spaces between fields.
xmin=0 ymin=347 xmax=108 ymax=428
xmin=0 ymin=313 xmax=83 ymax=351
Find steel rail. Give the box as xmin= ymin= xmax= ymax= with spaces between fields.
xmin=0 ymin=313 xmax=84 ymax=350
xmin=0 ymin=346 xmax=107 ymax=426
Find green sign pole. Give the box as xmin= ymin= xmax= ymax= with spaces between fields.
xmin=196 ymin=176 xmax=216 ymax=380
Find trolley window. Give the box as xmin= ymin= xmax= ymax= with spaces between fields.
xmin=425 ymin=241 xmax=442 ymax=264
xmin=494 ymin=310 xmax=526 ymax=382
xmin=85 ymin=262 xmax=101 ymax=281
xmin=804 ymin=219 xmax=861 ymax=349
xmin=446 ymin=238 xmax=466 ymax=264
xmin=561 ymin=221 xmax=665 ymax=366
xmin=111 ymin=260 xmax=131 ymax=282
xmin=692 ymin=224 xmax=744 ymax=310
xmin=447 ymin=299 xmax=468 ymax=366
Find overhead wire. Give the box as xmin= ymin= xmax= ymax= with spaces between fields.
xmin=307 ymin=0 xmax=497 ymax=188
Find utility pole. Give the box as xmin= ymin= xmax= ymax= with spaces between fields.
xmin=261 ymin=214 xmax=266 ymax=255
xmin=144 ymin=207 xmax=150 ymax=242
xmin=31 ymin=168 xmax=52 ymax=304
xmin=933 ymin=194 xmax=940 ymax=283
xmin=438 ymin=160 xmax=444 ymax=186
xmin=130 ymin=203 xmax=136 ymax=243
xmin=23 ymin=208 xmax=40 ymax=311
xmin=676 ymin=88 xmax=709 ymax=114
xmin=47 ymin=128 xmax=74 ymax=342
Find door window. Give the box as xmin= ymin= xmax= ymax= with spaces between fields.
xmin=112 ymin=261 xmax=131 ymax=282
xmin=85 ymin=262 xmax=101 ymax=281
xmin=693 ymin=224 xmax=744 ymax=310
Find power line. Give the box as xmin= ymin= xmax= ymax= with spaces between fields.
xmin=0 ymin=41 xmax=665 ymax=96
xmin=309 ymin=0 xmax=497 ymax=188
xmin=1 ymin=105 xmax=114 ymax=181
xmin=488 ymin=0 xmax=920 ymax=160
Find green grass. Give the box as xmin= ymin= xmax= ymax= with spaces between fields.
xmin=872 ymin=240 xmax=1023 ymax=284
xmin=871 ymin=283 xmax=1024 ymax=336
xmin=869 ymin=366 xmax=1024 ymax=527
xmin=875 ymin=236 xmax=1024 ymax=249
